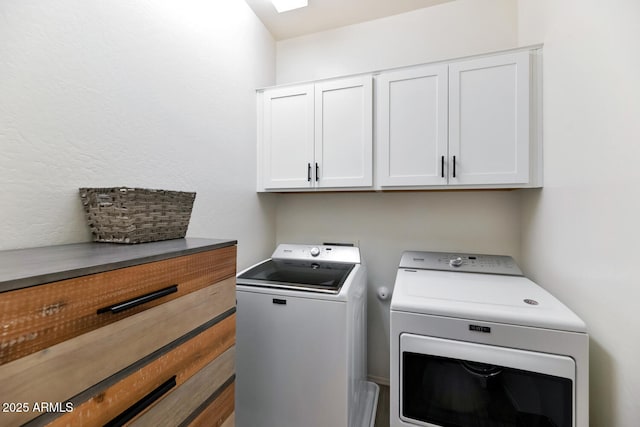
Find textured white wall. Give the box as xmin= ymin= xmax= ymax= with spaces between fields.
xmin=0 ymin=0 xmax=277 ymax=269
xmin=276 ymin=0 xmax=517 ymax=84
xmin=274 ymin=0 xmax=520 ymax=381
xmin=517 ymin=1 xmax=640 ymax=425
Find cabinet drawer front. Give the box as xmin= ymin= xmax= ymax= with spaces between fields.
xmin=185 ymin=380 xmax=235 ymax=427
xmin=0 ymin=246 xmax=236 ymax=365
xmin=40 ymin=316 xmax=235 ymax=427
xmin=131 ymin=349 xmax=235 ymax=427
xmin=0 ymin=279 xmax=235 ymax=427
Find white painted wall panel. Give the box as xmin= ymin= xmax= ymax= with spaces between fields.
xmin=518 ymin=0 xmax=640 ymax=425
xmin=0 ymin=0 xmax=277 ymax=270
xmin=276 ymin=0 xmax=517 ymax=84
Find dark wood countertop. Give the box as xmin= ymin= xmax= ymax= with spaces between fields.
xmin=0 ymin=238 xmax=237 ymax=293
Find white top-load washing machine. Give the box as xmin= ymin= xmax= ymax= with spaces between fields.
xmin=236 ymin=244 xmax=379 ymax=427
xmin=390 ymin=251 xmax=588 ymax=427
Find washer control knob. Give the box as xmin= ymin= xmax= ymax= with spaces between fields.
xmin=449 ymin=257 xmax=464 ymax=267
xmin=310 ymin=247 xmax=321 ymax=257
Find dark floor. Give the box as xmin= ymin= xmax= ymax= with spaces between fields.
xmin=374 ymin=384 xmax=390 ymax=427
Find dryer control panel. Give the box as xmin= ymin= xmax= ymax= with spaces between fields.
xmin=399 ymin=251 xmax=523 ymax=276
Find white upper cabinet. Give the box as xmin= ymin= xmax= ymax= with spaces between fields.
xmin=315 ymin=77 xmax=373 ymax=188
xmin=377 ymin=64 xmax=449 ymax=187
xmin=376 ymin=50 xmax=539 ymax=190
xmin=258 ymin=47 xmax=541 ymax=192
xmin=449 ymin=51 xmax=531 ymax=185
xmin=259 ymin=76 xmax=373 ymax=191
xmin=262 ymin=84 xmax=315 ymax=190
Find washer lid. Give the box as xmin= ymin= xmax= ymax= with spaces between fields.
xmin=237 ymin=258 xmax=355 ymax=294
xmin=390 ymin=269 xmax=586 ymax=333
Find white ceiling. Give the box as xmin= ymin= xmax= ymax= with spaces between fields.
xmin=245 ymin=0 xmax=455 ymax=40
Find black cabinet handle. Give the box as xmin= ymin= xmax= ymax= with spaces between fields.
xmin=453 ymin=155 xmax=456 ymax=178
xmin=315 ymin=163 xmax=319 ymax=182
xmin=441 ymin=156 xmax=444 ymax=178
xmin=273 ymin=298 xmax=287 ymax=305
xmin=97 ymin=285 xmax=178 ymax=314
xmin=307 ymin=163 xmax=311 ymax=182
xmin=104 ymin=376 xmax=177 ymax=427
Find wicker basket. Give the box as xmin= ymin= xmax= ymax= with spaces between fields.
xmin=79 ymin=187 xmax=196 ymax=244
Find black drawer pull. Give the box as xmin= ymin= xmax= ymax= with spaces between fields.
xmin=307 ymin=163 xmax=311 ymax=182
xmin=104 ymin=376 xmax=177 ymax=427
xmin=441 ymin=155 xmax=444 ymax=178
xmin=452 ymin=155 xmax=457 ymax=178
xmin=98 ymin=285 xmax=178 ymax=314
xmin=273 ymin=298 xmax=287 ymax=305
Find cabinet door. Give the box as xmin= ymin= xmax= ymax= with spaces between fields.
xmin=377 ymin=65 xmax=448 ymax=187
xmin=262 ymin=85 xmax=315 ymax=189
xmin=314 ymin=76 xmax=373 ymax=188
xmin=449 ymin=51 xmax=530 ymax=185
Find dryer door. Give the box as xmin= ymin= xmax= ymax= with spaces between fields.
xmin=400 ymin=334 xmax=575 ymax=427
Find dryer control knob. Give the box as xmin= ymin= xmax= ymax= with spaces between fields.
xmin=449 ymin=257 xmax=464 ymax=267
xmin=310 ymin=247 xmax=320 ymax=257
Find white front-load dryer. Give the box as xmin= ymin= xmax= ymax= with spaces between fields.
xmin=390 ymin=251 xmax=589 ymax=427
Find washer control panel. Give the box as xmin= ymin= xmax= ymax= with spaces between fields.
xmin=399 ymin=251 xmax=523 ymax=276
xmin=272 ymin=244 xmax=361 ymax=264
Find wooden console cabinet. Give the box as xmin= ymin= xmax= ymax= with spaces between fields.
xmin=0 ymin=238 xmax=237 ymax=427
